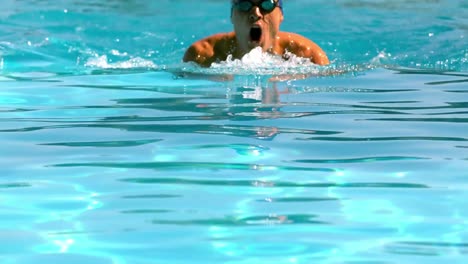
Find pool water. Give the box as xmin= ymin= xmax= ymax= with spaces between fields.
xmin=1 ymin=0 xmax=467 ymax=263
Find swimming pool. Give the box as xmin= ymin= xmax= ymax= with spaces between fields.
xmin=1 ymin=0 xmax=467 ymax=263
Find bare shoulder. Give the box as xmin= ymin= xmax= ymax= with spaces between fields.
xmin=278 ymin=32 xmax=330 ymax=65
xmin=183 ymin=32 xmax=235 ymax=67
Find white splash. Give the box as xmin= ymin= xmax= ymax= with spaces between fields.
xmin=209 ymin=47 xmax=320 ymax=75
xmin=84 ymin=55 xmax=157 ymax=69
xmin=370 ymin=51 xmax=392 ymax=66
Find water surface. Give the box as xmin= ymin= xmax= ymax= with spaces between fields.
xmin=1 ymin=0 xmax=467 ymax=263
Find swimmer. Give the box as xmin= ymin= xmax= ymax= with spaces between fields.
xmin=183 ymin=0 xmax=330 ymax=67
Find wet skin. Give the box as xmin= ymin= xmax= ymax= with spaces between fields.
xmin=183 ymin=0 xmax=329 ymax=67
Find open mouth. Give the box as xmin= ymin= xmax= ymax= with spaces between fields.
xmin=249 ymin=26 xmax=262 ymax=42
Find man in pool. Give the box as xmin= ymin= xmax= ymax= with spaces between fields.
xmin=183 ymin=0 xmax=330 ymax=67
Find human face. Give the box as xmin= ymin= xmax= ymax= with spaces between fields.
xmin=231 ymin=0 xmax=284 ymax=55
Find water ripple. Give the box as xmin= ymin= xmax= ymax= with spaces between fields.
xmin=297 ymin=136 xmax=468 ymax=142
xmin=119 ymin=177 xmax=429 ymax=189
xmin=39 ymin=138 xmax=162 ymax=148
xmin=121 ymin=194 xmax=182 ymax=199
xmin=385 ymin=241 xmax=468 ymax=256
xmin=256 ymin=197 xmax=339 ymax=203
xmin=0 ymin=182 xmax=31 ymax=188
xmin=152 ymin=214 xmax=327 ymax=226
xmin=291 ymin=156 xmax=429 ymax=164
xmin=51 ymin=161 xmax=337 ymax=172
xmin=1 ymin=123 xmax=340 ymax=139
xmin=362 ymin=117 xmax=468 ymax=123
xmin=121 ymin=209 xmax=172 ymax=215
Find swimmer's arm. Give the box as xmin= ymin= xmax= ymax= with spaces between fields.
xmin=184 ymin=33 xmax=235 ymax=68
xmin=301 ymin=42 xmax=330 ymax=65
xmin=183 ymin=40 xmax=215 ymax=67
xmin=281 ymin=32 xmax=330 ymax=65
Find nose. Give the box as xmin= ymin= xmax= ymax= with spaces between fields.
xmin=249 ymin=6 xmax=262 ymax=22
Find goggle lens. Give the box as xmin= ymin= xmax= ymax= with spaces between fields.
xmin=260 ymin=1 xmax=275 ymax=11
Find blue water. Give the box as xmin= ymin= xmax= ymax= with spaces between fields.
xmin=1 ymin=0 xmax=467 ymax=263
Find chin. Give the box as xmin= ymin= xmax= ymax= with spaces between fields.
xmin=247 ymin=41 xmax=261 ymax=49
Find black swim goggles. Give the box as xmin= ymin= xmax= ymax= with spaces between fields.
xmin=232 ymin=0 xmax=279 ymax=13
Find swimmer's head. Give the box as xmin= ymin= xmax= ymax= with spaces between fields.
xmin=230 ymin=0 xmax=284 ymax=55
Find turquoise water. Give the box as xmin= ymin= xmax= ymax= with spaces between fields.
xmin=1 ymin=0 xmax=467 ymax=263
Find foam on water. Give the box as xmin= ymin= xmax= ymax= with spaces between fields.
xmin=211 ymin=47 xmax=318 ymax=74
xmin=74 ymin=46 xmax=379 ymax=80
xmin=81 ymin=47 xmax=320 ymax=75
xmin=84 ymin=55 xmax=157 ymax=70
xmin=176 ymin=47 xmax=382 ymax=79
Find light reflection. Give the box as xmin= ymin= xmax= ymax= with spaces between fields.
xmin=53 ymin=238 xmax=74 ymax=253
xmin=20 ymin=181 xmax=104 ymax=257
xmin=395 ymin=172 xmax=407 ymax=178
